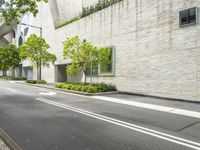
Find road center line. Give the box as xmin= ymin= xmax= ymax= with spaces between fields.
xmin=92 ymin=96 xmax=200 ymax=119
xmin=35 ymin=97 xmax=200 ymax=150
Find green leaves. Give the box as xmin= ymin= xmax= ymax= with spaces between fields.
xmin=0 ymin=44 xmax=21 ymax=71
xmin=0 ymin=0 xmax=48 ymax=24
xmin=81 ymin=0 xmax=123 ymax=18
xmin=19 ymin=34 xmax=56 ymax=68
xmin=63 ymin=36 xmax=111 ymax=78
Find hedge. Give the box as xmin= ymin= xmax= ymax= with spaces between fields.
xmin=0 ymin=76 xmax=26 ymax=80
xmin=55 ymin=82 xmax=117 ymax=93
xmin=26 ymin=80 xmax=47 ymax=84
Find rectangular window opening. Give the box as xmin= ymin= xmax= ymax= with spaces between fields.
xmin=99 ymin=46 xmax=115 ymax=76
xmin=179 ymin=7 xmax=198 ymax=27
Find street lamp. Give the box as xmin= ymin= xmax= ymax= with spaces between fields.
xmin=20 ymin=23 xmax=42 ymax=37
xmin=20 ymin=23 xmax=43 ymax=80
xmin=83 ymin=39 xmax=93 ymax=84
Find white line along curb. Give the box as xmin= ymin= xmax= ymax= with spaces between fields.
xmin=92 ymin=96 xmax=200 ymax=119
xmin=35 ymin=97 xmax=200 ymax=150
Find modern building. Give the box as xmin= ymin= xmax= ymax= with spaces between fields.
xmin=3 ymin=0 xmax=200 ymax=100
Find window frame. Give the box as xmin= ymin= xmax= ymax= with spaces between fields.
xmin=98 ymin=46 xmax=116 ymax=77
xmin=179 ymin=7 xmax=198 ymax=27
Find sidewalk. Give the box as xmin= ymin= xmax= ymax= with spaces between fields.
xmin=0 ymin=129 xmax=21 ymax=150
xmin=91 ymin=94 xmax=200 ymax=119
xmin=0 ymin=139 xmax=9 ymax=150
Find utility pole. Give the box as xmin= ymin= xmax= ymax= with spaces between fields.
xmin=90 ymin=50 xmax=93 ymax=84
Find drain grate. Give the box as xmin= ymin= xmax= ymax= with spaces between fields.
xmin=0 ymin=129 xmax=22 ymax=150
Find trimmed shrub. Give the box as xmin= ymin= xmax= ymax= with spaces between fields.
xmin=37 ymin=80 xmax=47 ymax=84
xmin=54 ymin=82 xmax=117 ymax=93
xmin=27 ymin=80 xmax=47 ymax=84
xmin=27 ymin=80 xmax=37 ymax=84
xmin=55 ymin=83 xmax=65 ymax=88
xmin=11 ymin=77 xmax=27 ymax=80
xmin=87 ymin=86 xmax=98 ymax=93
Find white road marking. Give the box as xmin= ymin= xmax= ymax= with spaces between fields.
xmin=35 ymin=97 xmax=200 ymax=150
xmin=16 ymin=82 xmax=200 ymax=118
xmin=38 ymin=89 xmax=57 ymax=95
xmin=92 ymin=96 xmax=200 ymax=119
xmin=4 ymin=88 xmax=17 ymax=93
xmin=9 ymin=81 xmax=16 ymax=84
xmin=39 ymin=92 xmax=57 ymax=96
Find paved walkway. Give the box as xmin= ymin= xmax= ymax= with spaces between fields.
xmin=0 ymin=139 xmax=10 ymax=150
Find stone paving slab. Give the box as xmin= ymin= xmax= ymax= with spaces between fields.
xmin=0 ymin=139 xmax=10 ymax=150
xmin=0 ymin=129 xmax=21 ymax=150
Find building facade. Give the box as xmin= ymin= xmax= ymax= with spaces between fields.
xmin=12 ymin=0 xmax=200 ymax=100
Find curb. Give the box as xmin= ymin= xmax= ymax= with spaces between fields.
xmin=119 ymin=91 xmax=200 ymax=104
xmin=0 ymin=128 xmax=22 ymax=150
xmin=16 ymin=82 xmax=119 ymax=96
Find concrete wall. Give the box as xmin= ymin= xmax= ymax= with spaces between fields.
xmin=18 ymin=0 xmax=200 ymax=100
xmin=48 ymin=0 xmax=82 ymax=26
xmin=83 ymin=0 xmax=99 ymax=7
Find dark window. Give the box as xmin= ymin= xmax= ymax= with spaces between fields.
xmin=180 ymin=7 xmax=197 ymax=27
xmin=18 ymin=36 xmax=23 ymax=46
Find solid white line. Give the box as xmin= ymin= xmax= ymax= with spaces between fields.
xmin=92 ymin=96 xmax=200 ymax=119
xmin=35 ymin=97 xmax=200 ymax=150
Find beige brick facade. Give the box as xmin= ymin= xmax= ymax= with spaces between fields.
xmin=17 ymin=0 xmax=200 ymax=101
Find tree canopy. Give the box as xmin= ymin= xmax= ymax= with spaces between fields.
xmin=63 ymin=36 xmax=111 ymax=83
xmin=0 ymin=44 xmax=21 ymax=76
xmin=0 ymin=0 xmax=48 ymax=24
xmin=19 ymin=34 xmax=56 ymax=80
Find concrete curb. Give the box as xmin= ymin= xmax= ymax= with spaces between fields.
xmin=16 ymin=82 xmax=119 ymax=96
xmin=120 ymin=91 xmax=200 ymax=104
xmin=0 ymin=128 xmax=22 ymax=150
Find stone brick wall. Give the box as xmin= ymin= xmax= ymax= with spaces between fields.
xmin=18 ymin=0 xmax=200 ymax=100
xmin=83 ymin=0 xmax=99 ymax=7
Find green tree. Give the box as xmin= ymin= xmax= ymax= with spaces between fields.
xmin=0 ymin=0 xmax=48 ymax=24
xmin=63 ymin=36 xmax=111 ymax=83
xmin=0 ymin=47 xmax=9 ymax=76
xmin=19 ymin=34 xmax=57 ymax=80
xmin=0 ymin=44 xmax=21 ymax=77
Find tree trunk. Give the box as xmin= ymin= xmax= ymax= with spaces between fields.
xmin=37 ymin=63 xmax=40 ymax=81
xmin=83 ymin=71 xmax=86 ymax=83
xmin=12 ymin=68 xmax=15 ymax=78
xmin=3 ymin=70 xmax=7 ymax=76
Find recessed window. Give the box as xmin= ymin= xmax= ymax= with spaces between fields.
xmin=99 ymin=46 xmax=115 ymax=76
xmin=179 ymin=7 xmax=198 ymax=27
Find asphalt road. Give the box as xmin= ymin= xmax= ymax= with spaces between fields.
xmin=0 ymin=80 xmax=200 ymax=150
